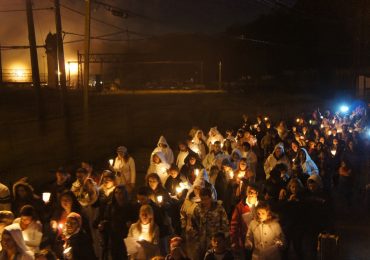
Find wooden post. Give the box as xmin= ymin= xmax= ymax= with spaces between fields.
xmin=83 ymin=0 xmax=91 ymax=119
xmin=26 ymin=0 xmax=43 ymax=120
xmin=55 ymin=0 xmax=68 ymax=116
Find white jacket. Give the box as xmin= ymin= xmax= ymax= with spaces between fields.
xmin=151 ymin=136 xmax=174 ymax=165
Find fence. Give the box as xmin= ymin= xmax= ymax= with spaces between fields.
xmin=1 ymin=69 xmax=47 ymax=83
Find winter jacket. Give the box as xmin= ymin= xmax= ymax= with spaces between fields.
xmin=230 ymin=199 xmax=257 ymax=249
xmin=192 ymin=201 xmax=229 ymax=254
xmin=151 ymin=136 xmax=174 ymax=165
xmin=264 ymin=144 xmax=291 ymax=179
xmin=300 ymin=148 xmax=319 ymax=176
xmin=147 ymin=151 xmax=171 ymax=185
xmin=245 ymin=218 xmax=285 ymax=260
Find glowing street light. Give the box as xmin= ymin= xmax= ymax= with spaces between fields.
xmin=339 ymin=105 xmax=349 ymax=113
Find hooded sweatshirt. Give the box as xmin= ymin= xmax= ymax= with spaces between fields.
xmin=147 ymin=151 xmax=171 ymax=185
xmin=206 ymin=127 xmax=224 ymax=149
xmin=300 ymin=148 xmax=319 ymax=176
xmin=264 ymin=143 xmax=291 ymax=179
xmin=0 ymin=224 xmax=33 ymax=260
xmin=151 ymin=136 xmax=174 ymax=165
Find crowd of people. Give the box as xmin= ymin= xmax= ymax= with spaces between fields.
xmin=0 ymin=104 xmax=368 ymax=260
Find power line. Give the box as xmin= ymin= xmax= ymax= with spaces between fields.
xmin=49 ymin=0 xmax=153 ymax=38
xmin=0 ymin=7 xmax=54 ymax=13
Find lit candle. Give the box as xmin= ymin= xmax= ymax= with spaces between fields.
xmin=264 ymin=117 xmax=268 ymax=121
xmin=300 ymin=135 xmax=304 ymax=140
xmin=58 ymin=223 xmax=64 ymax=230
xmin=349 ymin=129 xmax=353 ymax=133
xmin=292 ymin=158 xmax=295 ymax=162
xmin=331 ymin=150 xmax=336 ymax=156
xmin=157 ymin=195 xmax=163 ymax=203
xmin=194 ymin=169 xmax=199 ymax=177
xmin=320 ymin=116 xmax=324 ymax=119
xmin=320 ymin=124 xmax=324 ymax=128
xmin=42 ymin=192 xmax=51 ymax=203
xmin=109 ymin=159 xmax=114 ymax=166
xmin=328 ymin=130 xmax=332 ymax=135
xmin=296 ymin=118 xmax=300 ymax=123
xmin=176 ymin=187 xmax=182 ymax=194
xmin=229 ymin=171 xmax=234 ymax=179
xmin=309 ymin=120 xmax=312 ymax=124
xmin=254 ymin=124 xmax=258 ymax=129
xmin=238 ymin=172 xmax=244 ymax=179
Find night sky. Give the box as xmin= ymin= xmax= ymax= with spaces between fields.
xmin=0 ymin=0 xmax=296 ymax=70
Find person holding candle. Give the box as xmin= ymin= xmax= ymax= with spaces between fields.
xmin=296 ymin=148 xmax=319 ymax=176
xmin=62 ymin=212 xmax=96 ymax=260
xmin=264 ymin=143 xmax=291 ymax=180
xmin=245 ymin=202 xmax=285 ymax=260
xmin=206 ymin=127 xmax=224 ymax=150
xmin=135 ymin=187 xmax=173 ymax=255
xmin=180 ymin=153 xmax=204 ymax=185
xmin=0 ymin=223 xmax=33 ymax=260
xmin=164 ymin=165 xmax=189 ymax=199
xmin=111 ymin=146 xmax=136 ymax=191
xmin=49 ymin=191 xmax=88 ymax=258
xmin=202 ymin=141 xmax=228 ymax=173
xmin=176 ymin=141 xmax=195 ymax=171
xmin=180 ymin=180 xmax=204 ymax=260
xmin=147 ymin=152 xmax=171 ymax=186
xmin=146 ymin=173 xmax=172 ymax=209
xmin=164 ymin=165 xmax=190 ymax=235
xmin=98 ymin=185 xmax=135 ymax=260
xmin=230 ymin=184 xmax=259 ymax=260
xmin=151 ymin=136 xmax=175 ymax=165
xmin=189 ymin=130 xmax=208 ymax=160
xmin=127 ymin=205 xmax=160 ymax=260
xmin=240 ymin=142 xmax=258 ymax=182
xmin=13 ymin=205 xmax=43 ymax=254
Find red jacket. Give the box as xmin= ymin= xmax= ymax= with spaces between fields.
xmin=229 ymin=200 xmax=254 ymax=249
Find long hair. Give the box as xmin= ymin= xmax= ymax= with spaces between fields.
xmin=111 ymin=185 xmax=129 ymax=206
xmin=146 ymin=173 xmax=164 ymax=191
xmin=54 ymin=190 xmax=81 ymax=220
xmin=136 ymin=205 xmax=155 ymax=241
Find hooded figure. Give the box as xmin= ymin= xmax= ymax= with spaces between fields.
xmin=264 ymin=143 xmax=291 ymax=179
xmin=147 ymin=151 xmax=171 ymax=185
xmin=189 ymin=130 xmax=208 ymax=160
xmin=151 ymin=136 xmax=174 ymax=165
xmin=0 ymin=223 xmax=33 ymax=260
xmin=206 ymin=127 xmax=224 ymax=149
xmin=297 ymin=148 xmax=319 ymax=176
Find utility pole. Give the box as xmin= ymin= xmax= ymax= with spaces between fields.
xmin=218 ymin=61 xmax=222 ymax=90
xmin=26 ymin=0 xmax=43 ymax=120
xmin=0 ymin=45 xmax=3 ymax=86
xmin=83 ymin=0 xmax=91 ymax=120
xmin=55 ymin=0 xmax=68 ymax=116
